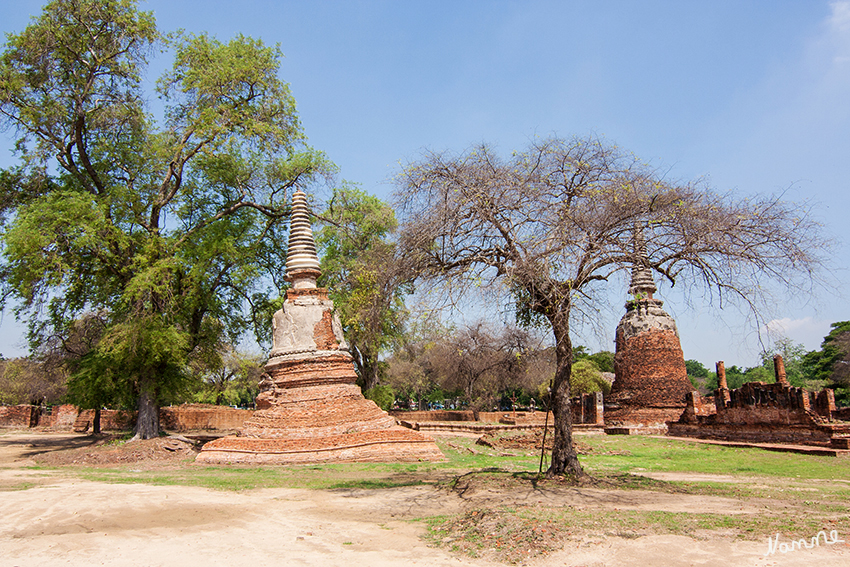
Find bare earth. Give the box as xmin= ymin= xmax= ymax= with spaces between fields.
xmin=0 ymin=431 xmax=848 ymax=567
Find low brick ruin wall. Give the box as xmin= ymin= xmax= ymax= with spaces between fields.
xmin=159 ymin=404 xmax=252 ymax=431
xmin=572 ymin=392 xmax=605 ymax=426
xmin=668 ymin=383 xmax=850 ymax=446
xmin=0 ymin=405 xmax=38 ymax=428
xmin=389 ymin=410 xmax=477 ymax=422
xmin=73 ymin=409 xmax=136 ymax=432
xmin=37 ymin=404 xmax=80 ymax=430
xmin=667 ymin=421 xmax=837 ymax=445
xmin=0 ymin=403 xmax=255 ymax=433
xmin=834 ymin=407 xmax=850 ymax=421
xmin=392 ymin=395 xmax=604 ymax=431
xmin=604 ymin=406 xmax=686 ymax=434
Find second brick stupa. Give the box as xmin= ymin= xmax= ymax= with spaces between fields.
xmin=197 ymin=190 xmax=443 ymax=464
xmin=604 ymin=234 xmax=693 ymax=434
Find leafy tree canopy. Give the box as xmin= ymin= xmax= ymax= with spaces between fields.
xmin=0 ymin=0 xmax=330 ymax=437
xmin=685 ymin=359 xmax=709 ymax=378
xmin=316 ymin=184 xmax=410 ymax=390
xmin=803 ymin=321 xmax=850 ymax=405
xmin=569 ymin=359 xmax=611 ymax=395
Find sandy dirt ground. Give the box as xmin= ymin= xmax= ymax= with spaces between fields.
xmin=0 ymin=431 xmax=848 ymax=567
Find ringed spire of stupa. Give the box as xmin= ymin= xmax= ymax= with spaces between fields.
xmin=285 ymin=189 xmax=322 ymax=289
xmin=627 ymin=228 xmax=656 ymax=300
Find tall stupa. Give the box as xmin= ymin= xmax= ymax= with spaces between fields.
xmin=197 ymin=190 xmax=443 ymax=464
xmin=604 ymin=233 xmax=693 ymax=434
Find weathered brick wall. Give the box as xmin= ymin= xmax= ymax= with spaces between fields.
xmin=391 ymin=402 xmax=604 ymax=427
xmin=73 ymin=409 xmax=136 ymax=432
xmin=678 ymin=391 xmax=716 ymax=424
xmin=714 ymin=382 xmax=818 ymax=425
xmin=477 ymin=412 xmax=506 ymax=423
xmin=73 ymin=404 xmax=255 ymax=432
xmin=667 ymin=421 xmax=836 ymax=445
xmin=0 ymin=405 xmax=37 ymax=428
xmin=815 ymin=389 xmax=836 ymax=418
xmin=389 ymin=410 xmax=476 ymax=422
xmin=571 ymin=392 xmax=604 ymax=425
xmin=610 ymin=328 xmax=692 ymax=408
xmin=669 ymin=382 xmax=850 ymax=446
xmin=160 ymin=404 xmax=252 ymax=431
xmin=605 ymin=407 xmax=685 ymax=431
xmin=38 ymin=404 xmax=80 ymax=430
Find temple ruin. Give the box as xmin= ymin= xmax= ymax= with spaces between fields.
xmin=604 ymin=242 xmax=693 ymax=434
xmin=669 ymin=355 xmax=850 ymax=450
xmin=196 ymin=190 xmax=443 ymax=464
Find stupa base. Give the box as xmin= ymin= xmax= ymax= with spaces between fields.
xmin=603 ymin=405 xmax=686 ymax=434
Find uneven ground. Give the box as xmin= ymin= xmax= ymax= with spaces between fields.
xmin=0 ymin=429 xmax=848 ymax=567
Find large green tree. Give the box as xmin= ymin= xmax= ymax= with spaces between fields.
xmin=803 ymin=321 xmax=850 ymax=404
xmin=0 ymin=0 xmax=327 ymax=438
xmin=316 ymin=185 xmax=409 ymax=391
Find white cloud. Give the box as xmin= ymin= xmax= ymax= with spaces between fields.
xmin=826 ymin=2 xmax=850 ymax=63
xmin=830 ymin=1 xmax=850 ymax=32
xmin=762 ymin=317 xmax=831 ymax=351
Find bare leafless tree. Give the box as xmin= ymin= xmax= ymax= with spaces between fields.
xmin=394 ymin=135 xmax=830 ymax=478
xmin=0 ymin=357 xmax=67 ymax=406
xmin=425 ymin=322 xmax=534 ymax=410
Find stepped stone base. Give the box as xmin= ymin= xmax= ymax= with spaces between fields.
xmin=604 ymin=406 xmax=685 ymax=434
xmin=197 ymin=355 xmax=443 ymax=465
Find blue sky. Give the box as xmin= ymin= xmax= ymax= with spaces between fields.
xmin=1 ymin=1 xmax=849 ymax=368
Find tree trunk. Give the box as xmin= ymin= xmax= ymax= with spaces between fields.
xmin=135 ymin=374 xmax=160 ymax=439
xmin=546 ymin=313 xmax=585 ymax=479
xmin=362 ymin=355 xmax=380 ymax=392
xmin=93 ymin=408 xmax=101 ymax=435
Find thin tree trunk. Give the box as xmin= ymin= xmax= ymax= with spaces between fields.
xmin=93 ymin=408 xmax=101 ymax=435
xmin=362 ymin=355 xmax=380 ymax=392
xmin=547 ymin=313 xmax=585 ymax=479
xmin=135 ymin=374 xmax=159 ymax=439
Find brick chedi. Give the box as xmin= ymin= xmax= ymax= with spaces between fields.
xmin=604 ymin=239 xmax=693 ymax=434
xmin=197 ymin=190 xmax=443 ymax=464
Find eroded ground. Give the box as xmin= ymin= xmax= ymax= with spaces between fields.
xmin=0 ymin=430 xmax=848 ymax=567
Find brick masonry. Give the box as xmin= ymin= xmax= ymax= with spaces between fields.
xmin=669 ymin=380 xmax=850 ymax=447
xmin=197 ymin=285 xmax=443 ymax=465
xmin=73 ymin=409 xmax=135 ymax=432
xmin=605 ymin=298 xmax=693 ymax=433
xmin=0 ymin=405 xmax=38 ymax=428
xmin=160 ymin=404 xmax=252 ymax=432
xmin=38 ymin=404 xmax=80 ymax=430
xmin=0 ymin=403 xmax=253 ymax=432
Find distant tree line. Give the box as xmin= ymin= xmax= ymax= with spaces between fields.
xmin=685 ymin=324 xmax=850 ymax=405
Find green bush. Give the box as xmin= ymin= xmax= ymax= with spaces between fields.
xmin=364 ymin=384 xmax=395 ymax=410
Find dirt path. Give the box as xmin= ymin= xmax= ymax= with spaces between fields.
xmin=1 ymin=431 xmax=848 ymax=567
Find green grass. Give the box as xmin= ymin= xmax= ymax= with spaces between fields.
xmin=575 ymin=434 xmax=850 ymax=480
xmin=24 ymin=432 xmax=850 ymax=494
xmin=413 ymin=435 xmax=850 ymax=562
xmin=74 ymin=464 xmax=435 ymax=491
